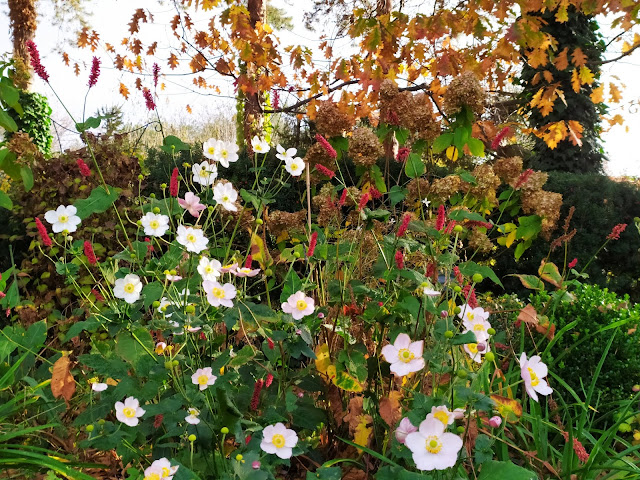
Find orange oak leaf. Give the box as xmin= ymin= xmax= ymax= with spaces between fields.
xmin=51 ymin=355 xmax=75 ymax=403
xmin=119 ymin=82 xmax=130 ymax=99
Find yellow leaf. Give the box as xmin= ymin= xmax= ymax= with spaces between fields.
xmin=590 ymin=85 xmax=605 ymax=103
xmin=542 ymin=70 xmax=554 ymax=83
xmin=354 ymin=415 xmax=373 ymax=451
xmin=446 ymin=146 xmax=459 ymax=162
xmin=186 ymin=105 xmax=192 ymax=114
xmin=315 ymin=344 xmax=332 ymax=375
xmin=554 ymin=47 xmax=569 ymax=71
xmin=567 ymin=121 xmax=583 ymax=147
xmin=491 ymin=394 xmax=523 ymax=423
xmin=610 ymin=83 xmax=623 ymax=103
xmin=571 ymin=69 xmax=581 ymax=93
xmin=119 ymin=82 xmax=130 ymax=100
xmin=555 ymin=5 xmax=568 ymax=22
xmin=578 ymin=66 xmax=595 ymax=85
xmin=249 ymin=233 xmax=270 ymax=269
xmin=332 ymin=369 xmax=363 ymax=392
xmin=506 ymin=230 xmax=517 ymax=248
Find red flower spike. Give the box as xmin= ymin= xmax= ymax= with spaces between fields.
xmin=26 ymin=41 xmax=49 ymax=82
xmin=169 ymin=167 xmax=179 ymax=197
xmin=568 ymin=258 xmax=577 ymax=269
xmin=370 ymin=187 xmax=382 ymax=199
xmin=267 ymin=337 xmax=274 ymax=350
xmin=265 ymin=373 xmax=274 ymax=388
xmin=436 ymin=204 xmax=446 ymax=231
xmin=88 ymin=57 xmax=101 ymax=88
xmin=91 ymin=288 xmax=105 ymax=302
xmin=315 ymin=134 xmax=337 ymax=159
xmin=84 ymin=241 xmax=98 ymax=265
xmin=250 ymin=379 xmax=264 ymax=411
xmin=315 ymin=164 xmax=336 ymax=179
xmin=244 ymin=255 xmax=253 ymax=268
xmin=143 ymin=88 xmax=156 ymax=111
xmin=307 ymin=232 xmax=318 ymax=257
xmin=444 ymin=220 xmax=457 ymax=234
xmin=453 ymin=266 xmax=463 ymax=284
xmin=607 ymin=223 xmax=627 ymax=241
xmin=152 ymin=63 xmax=160 ymax=88
xmin=397 ymin=213 xmax=411 ymax=237
xmin=358 ymin=193 xmax=370 ymax=211
xmin=35 ymin=218 xmax=52 ymax=247
xmin=76 ymin=158 xmax=91 ymax=177
xmin=491 ymin=126 xmax=511 ymax=150
xmin=396 ymin=147 xmax=410 ymax=163
xmin=395 ymin=250 xmax=404 ymax=269
xmin=338 ymin=189 xmax=348 ymax=207
xmin=153 ymin=414 xmax=164 ymax=429
xmin=515 ymin=169 xmax=533 ymax=190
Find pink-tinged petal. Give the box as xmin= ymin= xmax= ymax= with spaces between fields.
xmin=408 ymin=340 xmax=424 ymax=357
xmin=535 ymin=380 xmax=553 ymax=396
xmin=283 ymin=430 xmax=298 ymax=447
xmin=124 ymin=397 xmax=139 ymax=409
xmin=525 ymin=384 xmax=539 ymax=402
xmin=440 ymin=432 xmax=463 ymax=454
xmin=136 ymin=407 xmax=146 ymax=417
xmin=394 ymin=333 xmax=411 ymax=350
xmin=260 ymin=440 xmax=278 ymax=454
xmin=519 ymin=352 xmax=528 ymax=367
xmin=263 ymin=425 xmax=275 ymax=438
xmin=419 ymin=417 xmax=445 ymax=437
xmin=390 ymin=361 xmax=413 ymax=377
xmin=404 ymin=431 xmax=425 ymax=453
xmin=275 ymin=446 xmax=293 ymax=459
xmin=282 ymin=302 xmax=293 ymax=314
xmin=124 ymin=417 xmax=139 ymax=427
xmin=532 ymin=360 xmax=548 ymax=379
xmin=381 ymin=344 xmax=398 ymax=363
xmin=407 ymin=358 xmax=425 ymax=373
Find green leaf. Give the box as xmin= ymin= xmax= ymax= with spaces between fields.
xmin=513 ymin=274 xmax=545 ymax=290
xmin=142 ymin=282 xmax=164 ymax=309
xmin=227 ymin=345 xmax=254 ymax=367
xmin=371 ymin=165 xmax=387 ymax=194
xmin=20 ymin=166 xmax=34 ymax=191
xmin=307 ymin=467 xmax=343 ymax=480
xmin=514 ymin=239 xmax=532 ymax=261
xmin=63 ymin=317 xmax=103 ymax=342
xmin=538 ymin=261 xmax=562 ymax=288
xmin=448 ymin=210 xmax=487 ymax=223
xmin=457 ymin=170 xmax=477 ymax=184
xmin=75 ymin=116 xmax=102 ymax=132
xmin=0 ymin=82 xmax=20 ymax=109
xmin=22 ymin=321 xmax=47 ymax=351
xmin=0 ymin=190 xmax=12 ymax=210
xmin=467 ymin=137 xmax=485 ymax=157
xmin=73 ymin=185 xmax=121 ymax=220
xmin=452 ymin=330 xmax=478 ymax=345
xmin=458 ymin=261 xmax=503 ymax=288
xmin=0 ymin=150 xmax=20 ymax=180
xmin=432 ymin=133 xmax=453 ymax=153
xmin=161 ymin=135 xmax=190 ymax=153
xmin=475 ymin=434 xmax=494 ymax=464
xmin=1 ymin=281 xmax=19 ymax=309
xmin=115 ymin=329 xmax=153 ymax=369
xmin=478 ymin=460 xmax=537 ymax=480
xmin=405 ymin=153 xmax=425 ymax=179
xmin=0 ymin=110 xmax=17 ymax=132
xmin=388 ymin=185 xmax=407 ymax=206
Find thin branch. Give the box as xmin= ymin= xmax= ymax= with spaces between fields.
xmin=262 ymin=79 xmax=359 ymax=113
xmin=597 ymin=42 xmax=640 ymax=65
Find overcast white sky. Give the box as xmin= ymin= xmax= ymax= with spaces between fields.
xmin=0 ymin=0 xmax=638 ymax=175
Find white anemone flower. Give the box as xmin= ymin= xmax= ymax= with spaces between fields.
xmin=457 ymin=304 xmax=490 ymax=324
xmin=284 ymin=157 xmax=305 ymax=177
xmin=185 ymin=407 xmax=201 ymax=425
xmin=251 ymin=136 xmax=270 ymax=154
xmin=427 ymin=406 xmax=456 ymax=426
xmin=197 ymin=257 xmax=222 ymax=281
xmin=202 ymin=280 xmax=236 ymax=308
xmin=155 ymin=342 xmax=167 ymax=355
xmin=176 ymin=225 xmax=209 ymax=253
xmin=281 ymin=291 xmax=315 ymax=320
xmin=140 ymin=212 xmax=170 ymax=237
xmin=143 ymin=458 xmax=178 ymax=480
xmin=405 ymin=417 xmax=463 ymax=471
xmin=114 ymin=274 xmax=143 ymax=304
xmin=192 ymin=161 xmax=218 ymax=186
xmin=191 ymin=367 xmax=217 ymax=391
xmin=218 ymin=141 xmax=239 ymax=168
xmin=234 ymin=266 xmax=260 ymax=277
xmin=90 ymin=377 xmax=108 ymax=392
xmin=202 ymin=138 xmax=219 ymax=160
xmin=519 ymin=353 xmax=553 ymax=402
xmin=115 ymin=397 xmax=145 ymax=427
xmin=213 ymin=182 xmax=238 ymax=212
xmin=275 ymin=144 xmax=297 ymax=161
xmin=44 ymin=205 xmax=81 ymax=233
xmin=260 ymin=423 xmax=298 ymax=459
xmin=381 ymin=333 xmax=425 ymax=376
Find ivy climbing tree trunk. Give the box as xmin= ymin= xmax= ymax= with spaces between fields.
xmin=8 ymin=0 xmax=38 ymax=90
xmin=517 ymin=7 xmax=606 ymax=173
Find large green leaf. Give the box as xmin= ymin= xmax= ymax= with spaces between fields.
xmin=478 ymin=460 xmax=536 ymax=480
xmin=459 ymin=261 xmax=503 ymax=288
xmin=405 ymin=153 xmax=425 ymax=179
xmin=73 ymin=185 xmax=121 ymax=219
xmin=115 ymin=329 xmax=153 ymax=369
xmin=0 ymin=110 xmax=17 ymax=132
xmin=0 ymin=191 xmax=12 ymax=210
xmin=20 ymin=166 xmax=34 ymax=192
xmin=432 ymin=133 xmax=453 ymax=153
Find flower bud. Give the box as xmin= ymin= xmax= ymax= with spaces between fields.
xmin=153 ymin=207 xmax=161 ymax=214
xmin=484 ymin=351 xmax=495 ymax=362
xmin=488 ymin=416 xmax=502 ymax=428
xmin=472 ymin=273 xmax=484 ymax=283
xmin=454 ymin=306 xmax=461 ymax=314
xmin=150 ymin=193 xmax=156 ymax=199
xmin=188 ymin=434 xmax=197 ymax=442
xmin=86 ymin=424 xmax=94 ymax=432
xmin=487 ymin=328 xmax=496 ymax=335
xmin=138 ymin=174 xmax=144 ymax=180
xmin=444 ymin=330 xmax=454 ymax=339
xmin=440 ymin=310 xmax=448 ymax=318
xmin=185 ymin=305 xmax=195 ymax=314
xmin=453 ymin=225 xmax=463 ymax=233
xmin=98 ymin=419 xmax=105 ymax=425
xmin=256 ymin=218 xmax=263 ymax=225
xmin=476 ymin=343 xmax=486 ymax=352
xmin=172 ymin=359 xmax=179 ymax=367
xmin=235 ymin=454 xmax=243 ymax=461
xmin=252 ymin=461 xmax=261 ymax=470
xmin=161 ymin=183 xmax=167 ymax=189
xmin=453 ymin=286 xmax=462 ymax=293
xmin=220 ymin=427 xmax=229 ymax=434
xmin=152 ymin=301 xmax=161 ymax=309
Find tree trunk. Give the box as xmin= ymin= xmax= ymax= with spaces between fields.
xmin=243 ymin=0 xmax=267 ymax=153
xmin=8 ymin=0 xmax=38 ymax=90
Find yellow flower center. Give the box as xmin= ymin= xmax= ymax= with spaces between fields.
xmin=89 ymin=376 xmax=99 ymax=384
xmin=198 ymin=375 xmax=209 ymax=385
xmin=467 ymin=313 xmax=475 ymax=320
xmin=155 ymin=345 xmax=165 ymax=355
xmin=189 ymin=408 xmax=199 ymax=416
xmin=221 ymin=151 xmax=228 ymax=158
xmin=291 ymin=163 xmax=298 ymax=170
xmin=222 ymin=195 xmax=229 ymax=202
xmin=145 ymin=474 xmax=160 ymax=480
xmin=425 ymin=436 xmax=443 ymax=454
xmin=150 ymin=220 xmax=159 ymax=229
xmin=223 ymin=264 xmax=234 ymax=269
xmin=398 ymin=348 xmax=415 ymax=363
xmin=296 ymin=300 xmax=308 ymax=311
xmin=200 ymin=169 xmax=210 ymax=177
xmin=122 ymin=407 xmax=136 ymax=418
xmin=124 ymin=283 xmax=136 ymax=294
xmin=208 ymin=147 xmax=215 ymax=154
xmin=187 ymin=234 xmax=196 ymax=243
xmin=212 ymin=287 xmax=225 ymax=299
xmin=467 ymin=343 xmax=478 ymax=354
xmin=473 ymin=324 xmax=485 ymax=331
xmin=162 ymin=467 xmax=171 ymax=477
xmin=528 ymin=367 xmax=540 ymax=387
xmin=205 ymin=266 xmax=213 ymax=273
xmin=59 ymin=215 xmax=68 ymax=223
xmin=272 ymin=434 xmax=285 ymax=448
xmin=433 ymin=410 xmax=450 ymax=425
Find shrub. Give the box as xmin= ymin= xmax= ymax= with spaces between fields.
xmin=530 ymin=283 xmax=640 ymax=403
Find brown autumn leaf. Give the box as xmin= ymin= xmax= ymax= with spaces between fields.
xmin=168 ymin=53 xmax=179 ymax=70
xmin=119 ymin=82 xmax=130 ymax=100
xmin=518 ymin=304 xmax=555 ymax=339
xmin=51 ymin=355 xmax=75 ymax=403
xmin=343 ymin=396 xmax=364 ymax=434
xmin=379 ymin=391 xmax=403 ymax=427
